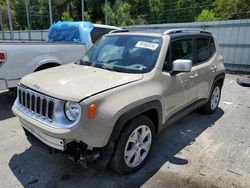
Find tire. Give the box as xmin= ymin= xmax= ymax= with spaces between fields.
xmin=35 ymin=63 xmax=59 ymax=72
xmin=8 ymin=88 xmax=17 ymax=98
xmin=201 ymin=82 xmax=222 ymax=114
xmin=110 ymin=115 xmax=155 ymax=174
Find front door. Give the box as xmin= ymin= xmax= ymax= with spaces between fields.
xmin=162 ymin=38 xmax=198 ymax=121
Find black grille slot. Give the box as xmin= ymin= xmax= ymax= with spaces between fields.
xmin=36 ymin=97 xmax=41 ymax=114
xmin=18 ymin=89 xmax=22 ymax=105
xmin=48 ymin=101 xmax=54 ymax=120
xmin=17 ymin=86 xmax=56 ymax=122
xmin=22 ymin=91 xmax=26 ymax=107
xmin=31 ymin=95 xmax=35 ymax=112
xmin=27 ymin=93 xmax=30 ymax=109
xmin=42 ymin=98 xmax=47 ymax=117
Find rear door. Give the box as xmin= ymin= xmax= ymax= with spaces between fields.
xmin=193 ymin=37 xmax=217 ymax=100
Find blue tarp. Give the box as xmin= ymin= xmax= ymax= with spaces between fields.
xmin=48 ymin=21 xmax=94 ymax=46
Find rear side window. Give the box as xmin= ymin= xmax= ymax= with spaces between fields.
xmin=197 ymin=38 xmax=210 ymax=63
xmin=195 ymin=37 xmax=216 ymax=65
xmin=90 ymin=27 xmax=115 ymax=43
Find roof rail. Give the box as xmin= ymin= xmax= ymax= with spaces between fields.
xmin=109 ymin=29 xmax=129 ymax=34
xmin=163 ymin=29 xmax=211 ymax=35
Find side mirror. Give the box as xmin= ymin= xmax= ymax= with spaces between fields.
xmin=172 ymin=59 xmax=192 ymax=73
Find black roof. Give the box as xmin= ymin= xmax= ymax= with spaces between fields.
xmin=169 ymin=32 xmax=213 ymax=40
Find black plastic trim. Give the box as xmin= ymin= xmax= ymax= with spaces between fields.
xmin=109 ymin=100 xmax=162 ymax=142
xmin=205 ymin=73 xmax=225 ymax=104
xmin=163 ymin=99 xmax=207 ymax=128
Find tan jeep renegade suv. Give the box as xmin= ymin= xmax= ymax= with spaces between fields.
xmin=12 ymin=29 xmax=225 ymax=174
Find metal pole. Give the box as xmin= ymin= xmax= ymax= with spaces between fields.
xmin=41 ymin=30 xmax=43 ymax=41
xmin=48 ymin=0 xmax=53 ymax=25
xmin=7 ymin=0 xmax=14 ymax=39
xmin=105 ymin=0 xmax=108 ymax=24
xmin=25 ymin=0 xmax=31 ymax=40
xmin=82 ymin=0 xmax=84 ymax=21
xmin=18 ymin=29 xmax=21 ymax=40
xmin=0 ymin=10 xmax=5 ymax=40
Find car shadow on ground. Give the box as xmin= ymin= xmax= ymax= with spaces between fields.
xmin=8 ymin=108 xmax=224 ymax=188
xmin=0 ymin=91 xmax=15 ymax=120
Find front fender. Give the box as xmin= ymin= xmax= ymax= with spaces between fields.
xmin=79 ymin=73 xmax=164 ymax=147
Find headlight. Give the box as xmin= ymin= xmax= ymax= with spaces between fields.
xmin=65 ymin=101 xmax=81 ymax=121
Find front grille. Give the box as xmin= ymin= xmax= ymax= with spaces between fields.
xmin=18 ymin=85 xmax=55 ymax=121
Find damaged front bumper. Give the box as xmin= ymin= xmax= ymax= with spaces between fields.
xmin=21 ymin=120 xmax=66 ymax=151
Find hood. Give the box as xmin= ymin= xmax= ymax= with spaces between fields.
xmin=21 ymin=64 xmax=143 ymax=102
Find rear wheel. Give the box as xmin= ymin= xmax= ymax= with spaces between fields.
xmin=110 ymin=115 xmax=155 ymax=174
xmin=35 ymin=63 xmax=60 ymax=72
xmin=8 ymin=88 xmax=17 ymax=98
xmin=202 ymin=82 xmax=221 ymax=114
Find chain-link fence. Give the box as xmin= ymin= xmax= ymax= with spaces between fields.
xmin=1 ymin=19 xmax=249 ymax=72
xmin=0 ymin=0 xmax=110 ymax=39
xmin=0 ymin=0 xmax=250 ymax=72
xmin=1 ymin=0 xmax=250 ymax=36
xmin=0 ymin=30 xmax=47 ymax=41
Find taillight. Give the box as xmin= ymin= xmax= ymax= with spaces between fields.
xmin=0 ymin=51 xmax=6 ymax=64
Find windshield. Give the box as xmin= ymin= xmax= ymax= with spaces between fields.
xmin=82 ymin=35 xmax=162 ymax=73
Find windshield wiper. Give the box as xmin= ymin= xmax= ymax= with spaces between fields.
xmin=80 ymin=59 xmax=92 ymax=66
xmin=108 ymin=66 xmax=123 ymax=72
xmin=79 ymin=62 xmax=123 ymax=73
xmin=79 ymin=59 xmax=84 ymax=65
xmin=74 ymin=59 xmax=82 ymax=65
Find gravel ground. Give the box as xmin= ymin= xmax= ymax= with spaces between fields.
xmin=0 ymin=74 xmax=249 ymax=188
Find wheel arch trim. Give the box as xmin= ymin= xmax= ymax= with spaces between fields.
xmin=109 ymin=100 xmax=163 ymax=142
xmin=207 ymin=72 xmax=225 ymax=102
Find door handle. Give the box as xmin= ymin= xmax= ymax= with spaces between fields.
xmin=210 ymin=66 xmax=217 ymax=70
xmin=190 ymin=73 xmax=199 ymax=79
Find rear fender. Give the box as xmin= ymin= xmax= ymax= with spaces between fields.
xmin=31 ymin=57 xmax=63 ymax=72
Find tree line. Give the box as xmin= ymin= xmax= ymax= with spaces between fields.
xmin=0 ymin=0 xmax=250 ymax=30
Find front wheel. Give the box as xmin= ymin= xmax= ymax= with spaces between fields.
xmin=202 ymin=82 xmax=222 ymax=114
xmin=110 ymin=115 xmax=155 ymax=174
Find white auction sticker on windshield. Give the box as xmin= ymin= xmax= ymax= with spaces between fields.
xmin=135 ymin=41 xmax=159 ymax=50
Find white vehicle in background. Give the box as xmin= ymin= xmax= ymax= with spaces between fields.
xmin=0 ymin=21 xmax=120 ymax=95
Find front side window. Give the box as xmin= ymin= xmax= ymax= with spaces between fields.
xmin=171 ymin=39 xmax=193 ymax=62
xmin=82 ymin=35 xmax=162 ymax=73
xmin=164 ymin=38 xmax=193 ymax=71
